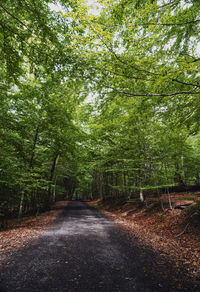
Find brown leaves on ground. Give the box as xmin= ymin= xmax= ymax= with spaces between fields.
xmin=90 ymin=194 xmax=200 ymax=279
xmin=0 ymin=201 xmax=68 ymax=261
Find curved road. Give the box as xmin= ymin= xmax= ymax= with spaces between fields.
xmin=0 ymin=201 xmax=199 ymax=291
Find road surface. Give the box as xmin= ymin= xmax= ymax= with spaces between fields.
xmin=0 ymin=201 xmax=198 ymax=291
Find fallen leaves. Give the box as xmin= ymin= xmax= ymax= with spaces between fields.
xmin=91 ymin=196 xmax=200 ymax=279
xmin=0 ymin=201 xmax=68 ymax=261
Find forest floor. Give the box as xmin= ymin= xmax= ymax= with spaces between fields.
xmin=89 ymin=192 xmax=200 ymax=279
xmin=0 ymin=201 xmax=68 ymax=261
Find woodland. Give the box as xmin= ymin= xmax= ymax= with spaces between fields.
xmin=0 ymin=0 xmax=200 ymax=225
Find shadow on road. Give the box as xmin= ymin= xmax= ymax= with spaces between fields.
xmin=0 ymin=201 xmax=199 ymax=292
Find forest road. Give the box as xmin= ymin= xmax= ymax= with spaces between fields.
xmin=0 ymin=201 xmax=199 ymax=292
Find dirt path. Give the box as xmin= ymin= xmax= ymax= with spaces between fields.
xmin=0 ymin=201 xmax=199 ymax=291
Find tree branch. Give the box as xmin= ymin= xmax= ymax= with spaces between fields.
xmin=99 ymin=68 xmax=155 ymax=82
xmin=172 ymin=79 xmax=200 ymax=89
xmin=158 ymin=0 xmax=179 ymax=9
xmin=175 ymin=212 xmax=199 ymax=237
xmin=79 ymin=74 xmax=200 ymax=97
xmin=0 ymin=4 xmax=34 ymax=34
xmin=108 ymin=88 xmax=200 ymax=97
xmin=88 ymin=25 xmax=200 ymax=90
xmin=0 ymin=4 xmax=45 ymax=43
xmin=136 ymin=19 xmax=200 ymax=26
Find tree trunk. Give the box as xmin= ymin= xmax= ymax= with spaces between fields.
xmin=174 ymin=163 xmax=185 ymax=186
xmin=47 ymin=154 xmax=59 ymax=206
xmin=52 ymin=176 xmax=57 ymax=203
xmin=164 ymin=163 xmax=173 ymax=209
xmin=139 ymin=186 xmax=144 ymax=202
xmin=18 ymin=191 xmax=24 ymax=218
xmin=167 ymin=187 xmax=173 ymax=210
xmin=30 ymin=122 xmax=39 ymax=168
xmin=181 ymin=155 xmax=186 ymax=185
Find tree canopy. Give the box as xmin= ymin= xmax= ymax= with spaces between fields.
xmin=0 ymin=0 xmax=199 ymax=221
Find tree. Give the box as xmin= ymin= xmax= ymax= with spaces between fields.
xmin=1 ymin=0 xmax=200 ymax=223
xmin=0 ymin=0 xmax=88 ymax=221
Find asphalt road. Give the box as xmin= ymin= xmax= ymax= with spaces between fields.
xmin=0 ymin=201 xmax=199 ymax=292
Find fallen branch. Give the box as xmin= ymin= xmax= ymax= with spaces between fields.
xmin=175 ymin=212 xmax=199 ymax=237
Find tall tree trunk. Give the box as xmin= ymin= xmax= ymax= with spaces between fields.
xmin=181 ymin=155 xmax=186 ymax=185
xmin=167 ymin=187 xmax=173 ymax=210
xmin=30 ymin=122 xmax=40 ymax=168
xmin=164 ymin=162 xmax=173 ymax=209
xmin=47 ymin=154 xmax=59 ymax=206
xmin=18 ymin=191 xmax=24 ymax=218
xmin=99 ymin=171 xmax=103 ymax=200
xmin=138 ymin=165 xmax=144 ymax=202
xmin=18 ymin=123 xmax=40 ymax=218
xmin=174 ymin=163 xmax=185 ymax=186
xmin=137 ymin=129 xmax=144 ymax=203
xmin=52 ymin=176 xmax=57 ymax=203
xmin=139 ymin=182 xmax=144 ymax=202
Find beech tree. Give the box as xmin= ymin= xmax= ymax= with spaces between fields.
xmin=63 ymin=0 xmax=200 ymax=203
xmin=0 ymin=0 xmax=86 ymax=221
xmin=0 ymin=0 xmax=200 ymax=223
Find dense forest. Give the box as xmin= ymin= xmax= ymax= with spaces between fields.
xmin=0 ymin=0 xmax=200 ymax=223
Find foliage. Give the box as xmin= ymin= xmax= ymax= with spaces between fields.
xmin=0 ymin=0 xmax=200 ymax=220
xmin=63 ymin=0 xmax=200 ymax=203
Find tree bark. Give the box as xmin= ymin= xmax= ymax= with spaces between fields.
xmin=47 ymin=154 xmax=59 ymax=206
xmin=139 ymin=184 xmax=144 ymax=202
xmin=18 ymin=191 xmax=24 ymax=218
xmin=30 ymin=122 xmax=40 ymax=168
xmin=52 ymin=176 xmax=57 ymax=203
xmin=164 ymin=162 xmax=173 ymax=209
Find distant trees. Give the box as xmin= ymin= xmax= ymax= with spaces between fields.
xmin=65 ymin=0 xmax=200 ymax=203
xmin=80 ymin=96 xmax=198 ymax=202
